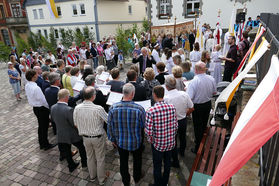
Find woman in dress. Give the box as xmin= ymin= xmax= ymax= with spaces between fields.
xmin=19 ymin=57 xmax=28 ymax=87
xmin=211 ymin=44 xmax=223 ymax=85
xmin=165 ymin=49 xmax=175 ymax=74
xmin=62 ymin=66 xmax=74 ymax=96
xmin=189 ymin=42 xmax=201 ymax=71
xmin=7 ymin=62 xmax=21 ymax=101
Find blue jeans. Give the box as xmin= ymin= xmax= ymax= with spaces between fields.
xmin=93 ymin=57 xmax=98 ymax=69
xmin=11 ymin=81 xmax=20 ymax=95
xmin=151 ymin=145 xmax=172 ymax=186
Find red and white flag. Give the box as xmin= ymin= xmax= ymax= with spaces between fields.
xmin=210 ymin=55 xmax=279 ymax=186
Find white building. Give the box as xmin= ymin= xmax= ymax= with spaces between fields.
xmin=149 ymin=0 xmax=279 ymax=29
xmin=25 ymin=0 xmax=147 ymax=42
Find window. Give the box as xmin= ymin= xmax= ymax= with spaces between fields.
xmin=80 ymin=4 xmax=85 ymax=15
xmin=0 ymin=5 xmax=5 ymax=18
xmin=33 ymin=9 xmax=38 ymax=19
xmin=184 ymin=0 xmax=200 ymax=17
xmin=158 ymin=0 xmax=171 ymax=19
xmin=128 ymin=5 xmax=132 ymax=14
xmin=38 ymin=29 xmax=41 ymax=34
xmin=44 ymin=29 xmax=48 ymax=38
xmin=1 ymin=29 xmax=10 ymax=45
xmin=54 ymin=29 xmax=59 ymax=38
xmin=11 ymin=3 xmax=22 ymax=17
xmin=57 ymin=6 xmax=62 ymax=16
xmin=72 ymin=4 xmax=77 ymax=15
xmin=38 ymin=8 xmax=44 ymax=19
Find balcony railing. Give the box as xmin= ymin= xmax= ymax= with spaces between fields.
xmin=5 ymin=17 xmax=28 ymax=25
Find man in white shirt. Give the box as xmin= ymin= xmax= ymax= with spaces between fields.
xmin=164 ymin=76 xmax=194 ymax=165
xmin=25 ymin=69 xmax=56 ymax=150
xmin=151 ymin=44 xmax=161 ymax=75
xmin=74 ymin=86 xmax=108 ymax=185
xmin=186 ymin=62 xmax=216 ymax=153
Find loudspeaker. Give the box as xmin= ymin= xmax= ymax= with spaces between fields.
xmin=236 ymin=12 xmax=246 ymax=23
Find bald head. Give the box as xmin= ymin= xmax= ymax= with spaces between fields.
xmin=195 ymin=61 xmax=206 ymax=74
xmin=33 ymin=66 xmax=42 ymax=75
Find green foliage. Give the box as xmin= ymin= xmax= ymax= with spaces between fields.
xmin=142 ymin=17 xmax=150 ymax=33
xmin=60 ymin=28 xmax=74 ymax=49
xmin=74 ymin=28 xmax=85 ymax=46
xmin=115 ymin=25 xmax=131 ymax=56
xmin=83 ymin=26 xmax=95 ymax=43
xmin=0 ymin=41 xmax=11 ymax=62
xmin=15 ymin=32 xmax=28 ymax=55
xmin=49 ymin=27 xmax=57 ymax=50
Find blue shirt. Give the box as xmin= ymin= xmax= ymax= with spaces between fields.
xmin=182 ymin=71 xmax=195 ymax=80
xmin=107 ymin=101 xmax=145 ymax=151
xmin=8 ymin=69 xmax=19 ymax=84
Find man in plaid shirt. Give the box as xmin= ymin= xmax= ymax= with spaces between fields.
xmin=107 ymin=83 xmax=145 ymax=186
xmin=145 ymin=85 xmax=178 ymax=186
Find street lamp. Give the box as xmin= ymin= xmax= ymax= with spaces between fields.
xmin=174 ymin=16 xmax=177 ymax=43
xmin=194 ymin=12 xmax=197 ymax=30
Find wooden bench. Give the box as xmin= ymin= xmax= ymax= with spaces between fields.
xmin=187 ymin=112 xmax=241 ymax=186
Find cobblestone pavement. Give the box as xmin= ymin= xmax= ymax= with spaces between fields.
xmin=0 ymin=62 xmax=196 ymax=186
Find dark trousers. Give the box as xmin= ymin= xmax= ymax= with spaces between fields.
xmin=106 ymin=59 xmax=116 ymax=71
xmin=118 ymin=146 xmax=142 ymax=186
xmin=33 ymin=106 xmax=50 ymax=148
xmin=223 ymin=67 xmax=234 ymax=82
xmin=59 ymin=140 xmax=87 ymax=168
xmin=192 ymin=101 xmax=211 ymax=151
xmin=152 ymin=145 xmax=172 ymax=186
xmin=50 ymin=119 xmax=56 ymax=135
xmin=172 ymin=117 xmax=187 ymax=163
xmin=113 ymin=55 xmax=118 ymax=66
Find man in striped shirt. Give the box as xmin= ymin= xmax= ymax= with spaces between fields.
xmin=145 ymin=85 xmax=178 ymax=186
xmin=74 ymin=86 xmax=108 ymax=185
xmin=107 ymin=83 xmax=146 ymax=186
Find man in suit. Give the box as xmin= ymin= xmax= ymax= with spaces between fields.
xmin=51 ymin=89 xmax=87 ymax=172
xmin=42 ymin=72 xmax=50 ymax=94
xmin=45 ymin=72 xmax=78 ymax=159
xmin=132 ymin=47 xmax=156 ymax=75
xmin=127 ymin=70 xmax=147 ymax=102
xmin=189 ymin=30 xmax=196 ymax=52
xmin=34 ymin=66 xmax=43 ymax=90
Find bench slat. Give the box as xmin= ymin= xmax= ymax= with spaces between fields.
xmin=215 ymin=128 xmax=227 ymax=171
xmin=199 ymin=126 xmax=216 ymax=173
xmin=206 ymin=127 xmax=222 ymax=175
xmin=186 ymin=127 xmax=210 ymax=186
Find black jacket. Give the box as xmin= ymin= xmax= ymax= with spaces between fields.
xmin=77 ymin=88 xmax=108 ymax=112
xmin=130 ymin=81 xmax=147 ymax=102
xmin=132 ymin=55 xmax=156 ymax=74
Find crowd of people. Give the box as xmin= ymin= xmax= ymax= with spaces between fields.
xmin=6 ymin=14 xmax=256 ymax=184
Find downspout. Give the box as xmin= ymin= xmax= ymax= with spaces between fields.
xmin=94 ymin=0 xmax=100 ymax=41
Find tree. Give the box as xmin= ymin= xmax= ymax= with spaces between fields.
xmin=49 ymin=27 xmax=57 ymax=50
xmin=115 ymin=25 xmax=131 ymax=56
xmin=142 ymin=17 xmax=150 ymax=33
xmin=60 ymin=28 xmax=74 ymax=49
xmin=83 ymin=26 xmax=95 ymax=43
xmin=15 ymin=32 xmax=28 ymax=56
xmin=0 ymin=42 xmax=11 ymax=62
xmin=74 ymin=28 xmax=85 ymax=46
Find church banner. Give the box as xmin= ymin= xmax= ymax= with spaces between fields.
xmin=151 ymin=21 xmax=194 ymax=37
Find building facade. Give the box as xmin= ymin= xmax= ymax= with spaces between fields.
xmin=150 ymin=0 xmax=279 ymax=30
xmin=0 ymin=0 xmax=28 ymax=46
xmin=25 ymin=0 xmax=147 ymax=42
